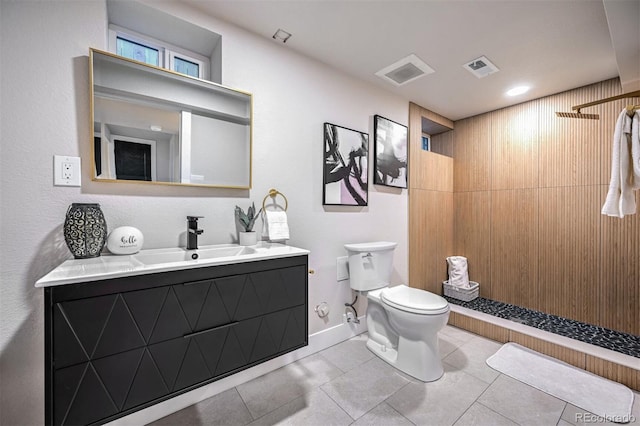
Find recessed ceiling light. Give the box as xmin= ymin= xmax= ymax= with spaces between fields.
xmin=150 ymin=125 xmax=162 ymax=131
xmin=506 ymin=86 xmax=530 ymax=96
xmin=272 ymin=29 xmax=292 ymax=43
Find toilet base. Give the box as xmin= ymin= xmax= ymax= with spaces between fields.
xmin=366 ymin=334 xmax=444 ymax=382
xmin=366 ymin=337 xmax=398 ymax=365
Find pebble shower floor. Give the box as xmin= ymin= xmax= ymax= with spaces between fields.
xmin=444 ymin=296 xmax=640 ymax=358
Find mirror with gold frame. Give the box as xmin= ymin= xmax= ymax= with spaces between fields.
xmin=90 ymin=48 xmax=252 ymax=188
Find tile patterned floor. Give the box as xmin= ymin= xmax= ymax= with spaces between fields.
xmin=150 ymin=326 xmax=639 ymax=426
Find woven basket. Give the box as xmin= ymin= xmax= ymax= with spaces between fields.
xmin=443 ymin=280 xmax=479 ymax=302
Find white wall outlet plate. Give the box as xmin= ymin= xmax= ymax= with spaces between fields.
xmin=54 ymin=155 xmax=81 ymax=187
xmin=337 ymin=256 xmax=349 ymax=281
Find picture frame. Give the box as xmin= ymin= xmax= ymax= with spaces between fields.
xmin=323 ymin=122 xmax=369 ymax=206
xmin=373 ymin=115 xmax=408 ymax=188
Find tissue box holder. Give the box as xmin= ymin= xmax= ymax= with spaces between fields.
xmin=443 ymin=280 xmax=479 ymax=302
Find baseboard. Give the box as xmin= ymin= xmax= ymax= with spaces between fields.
xmin=107 ymin=315 xmax=367 ymax=425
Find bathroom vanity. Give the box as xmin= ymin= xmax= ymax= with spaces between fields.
xmin=36 ymin=243 xmax=309 ymax=426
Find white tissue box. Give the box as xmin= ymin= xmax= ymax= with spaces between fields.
xmin=443 ymin=280 xmax=479 ymax=302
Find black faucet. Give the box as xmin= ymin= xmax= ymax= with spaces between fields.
xmin=187 ymin=216 xmax=204 ymax=250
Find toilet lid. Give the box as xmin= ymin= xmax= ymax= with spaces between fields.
xmin=381 ymin=285 xmax=449 ymax=315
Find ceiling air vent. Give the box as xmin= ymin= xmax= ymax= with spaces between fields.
xmin=375 ymin=54 xmax=435 ymax=86
xmin=463 ymin=55 xmax=499 ymax=78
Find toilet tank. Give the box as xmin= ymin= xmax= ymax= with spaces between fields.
xmin=344 ymin=241 xmax=397 ymax=291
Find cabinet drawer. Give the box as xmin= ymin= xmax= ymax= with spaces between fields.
xmin=180 ymin=264 xmax=307 ymax=327
xmin=51 ymin=305 xmax=306 ymax=425
xmin=53 ymin=348 xmax=167 ymax=426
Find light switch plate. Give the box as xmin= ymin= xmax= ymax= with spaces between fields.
xmin=337 ymin=256 xmax=349 ymax=281
xmin=54 ymin=155 xmax=81 ymax=186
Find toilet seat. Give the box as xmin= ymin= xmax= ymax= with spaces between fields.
xmin=381 ymin=285 xmax=449 ymax=315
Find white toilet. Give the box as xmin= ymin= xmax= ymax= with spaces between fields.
xmin=345 ymin=241 xmax=450 ymax=381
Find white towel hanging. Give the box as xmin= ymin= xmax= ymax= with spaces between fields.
xmin=264 ymin=210 xmax=290 ymax=241
xmin=601 ymin=110 xmax=640 ymax=218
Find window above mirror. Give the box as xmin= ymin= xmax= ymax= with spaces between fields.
xmin=109 ymin=26 xmax=208 ymax=80
xmin=116 ymin=36 xmax=160 ymax=67
xmin=106 ymin=0 xmax=222 ymax=84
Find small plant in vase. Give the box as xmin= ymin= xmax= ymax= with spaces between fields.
xmin=235 ymin=202 xmax=260 ymax=245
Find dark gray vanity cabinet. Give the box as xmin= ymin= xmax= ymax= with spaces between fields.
xmin=45 ymin=256 xmax=308 ymax=426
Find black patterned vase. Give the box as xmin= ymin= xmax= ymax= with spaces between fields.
xmin=63 ymin=203 xmax=107 ymax=259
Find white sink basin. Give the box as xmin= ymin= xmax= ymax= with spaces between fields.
xmin=134 ymin=245 xmax=256 ymax=265
xmin=35 ymin=242 xmax=310 ymax=288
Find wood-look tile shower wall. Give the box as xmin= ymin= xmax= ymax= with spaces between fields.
xmin=428 ymin=78 xmax=639 ymax=336
xmin=408 ymin=104 xmax=454 ymax=292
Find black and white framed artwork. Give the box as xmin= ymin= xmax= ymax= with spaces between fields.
xmin=323 ymin=122 xmax=369 ymax=206
xmin=373 ymin=115 xmax=408 ymax=188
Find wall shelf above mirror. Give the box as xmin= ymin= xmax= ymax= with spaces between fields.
xmin=90 ymin=48 xmax=252 ymax=189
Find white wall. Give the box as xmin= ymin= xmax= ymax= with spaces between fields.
xmin=0 ymin=1 xmax=408 ymax=424
xmin=190 ymin=113 xmax=249 ymax=186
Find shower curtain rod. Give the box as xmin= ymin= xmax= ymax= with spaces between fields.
xmin=572 ymin=89 xmax=640 ymax=113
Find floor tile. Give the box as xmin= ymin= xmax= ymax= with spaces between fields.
xmin=145 ymin=330 xmax=634 ymax=426
xmin=453 ymin=402 xmax=517 ymax=426
xmin=149 ymin=388 xmax=253 ymax=426
xmin=443 ymin=336 xmax=502 ymax=384
xmin=560 ymin=397 xmax=639 ymax=426
xmin=386 ymin=364 xmax=490 ymax=426
xmin=440 ymin=325 xmax=477 ymax=343
xmin=247 ymin=388 xmax=352 ymax=426
xmin=236 ymin=353 xmax=343 ymax=419
xmin=478 ymin=375 xmax=566 ymax=426
xmin=318 ymin=333 xmax=374 ymax=373
xmin=351 ymin=402 xmax=414 ymax=426
xmin=320 ymin=357 xmax=411 ymax=420
xmin=560 ymin=403 xmax=617 ymax=425
xmin=438 ymin=333 xmax=466 ymax=358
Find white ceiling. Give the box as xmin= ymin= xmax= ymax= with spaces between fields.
xmin=184 ymin=0 xmax=639 ymax=121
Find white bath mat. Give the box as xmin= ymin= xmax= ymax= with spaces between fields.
xmin=487 ymin=343 xmax=634 ymax=424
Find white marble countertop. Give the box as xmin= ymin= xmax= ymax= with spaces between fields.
xmin=35 ymin=242 xmax=310 ymax=288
